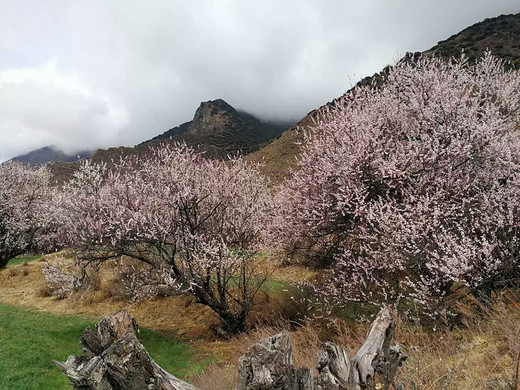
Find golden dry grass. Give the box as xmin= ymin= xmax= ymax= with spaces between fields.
xmin=2 ymin=255 xmax=519 ymax=389
xmin=0 ymin=256 xmax=218 ymax=339
xmin=245 ymin=126 xmax=303 ymax=184
xmin=193 ymin=300 xmax=520 ymax=390
xmin=395 ymin=298 xmax=519 ymax=389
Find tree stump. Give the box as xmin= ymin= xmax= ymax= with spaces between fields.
xmin=237 ymin=331 xmax=315 ymax=390
xmin=316 ymin=342 xmax=350 ymax=389
xmin=54 ymin=310 xmax=195 ymax=390
xmin=56 ymin=307 xmax=405 ymax=389
xmin=238 ymin=307 xmax=407 ymax=390
xmin=347 ymin=307 xmax=407 ymax=390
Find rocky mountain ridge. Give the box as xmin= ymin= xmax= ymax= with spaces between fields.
xmin=140 ymin=98 xmax=289 ymax=157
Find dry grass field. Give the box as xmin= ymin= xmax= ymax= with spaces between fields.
xmin=1 ymin=254 xmax=519 ymax=389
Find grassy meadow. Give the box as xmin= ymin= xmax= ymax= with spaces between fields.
xmin=0 ymin=303 xmax=211 ymax=390
xmin=7 ymin=255 xmax=43 ymax=268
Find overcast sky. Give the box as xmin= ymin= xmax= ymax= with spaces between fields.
xmin=1 ymin=0 xmax=519 ymax=161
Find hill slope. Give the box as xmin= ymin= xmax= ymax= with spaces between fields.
xmin=248 ymin=13 xmax=520 ymax=184
xmin=11 ymin=146 xmax=93 ymax=166
xmin=426 ymin=13 xmax=520 ymax=68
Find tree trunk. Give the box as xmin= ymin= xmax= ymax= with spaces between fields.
xmin=0 ymin=248 xmax=22 ymax=268
xmin=219 ymin=311 xmax=248 ymax=336
xmin=55 ymin=310 xmax=195 ymax=390
xmin=0 ymin=257 xmax=8 ymax=269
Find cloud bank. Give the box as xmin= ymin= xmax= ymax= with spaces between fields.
xmin=0 ymin=0 xmax=518 ymax=160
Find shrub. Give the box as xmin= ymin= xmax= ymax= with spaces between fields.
xmin=114 ymin=258 xmax=178 ymax=303
xmin=42 ymin=255 xmax=99 ymax=299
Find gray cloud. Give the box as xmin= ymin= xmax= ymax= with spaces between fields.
xmin=0 ymin=0 xmax=519 ymax=161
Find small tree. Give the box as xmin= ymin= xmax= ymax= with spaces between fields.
xmin=0 ymin=161 xmax=56 ymax=268
xmin=60 ymin=144 xmax=271 ymax=334
xmin=272 ymin=53 xmax=520 ymax=314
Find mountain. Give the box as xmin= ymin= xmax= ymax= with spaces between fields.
xmin=10 ymin=146 xmax=93 ymax=166
xmin=44 ymin=13 xmax=520 ymax=184
xmin=140 ymin=98 xmax=290 ymax=157
xmin=247 ymin=13 xmax=520 ymax=184
xmin=46 ymin=99 xmax=289 ymax=183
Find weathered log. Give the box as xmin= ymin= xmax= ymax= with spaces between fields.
xmin=240 ymin=307 xmax=406 ymax=390
xmin=54 ymin=310 xmax=195 ymax=390
xmin=349 ymin=307 xmax=407 ymax=390
xmin=316 ymin=342 xmax=350 ymax=389
xmin=237 ymin=331 xmax=314 ymax=390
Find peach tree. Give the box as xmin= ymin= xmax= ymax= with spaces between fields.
xmin=272 ymin=53 xmax=520 ymax=314
xmin=58 ymin=144 xmax=271 ymax=334
xmin=0 ymin=161 xmax=56 ymax=268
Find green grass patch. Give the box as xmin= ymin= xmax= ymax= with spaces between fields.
xmin=261 ymin=278 xmax=293 ymax=294
xmin=138 ymin=329 xmax=214 ymax=378
xmin=0 ymin=303 xmax=211 ymax=389
xmin=7 ymin=255 xmax=42 ymax=267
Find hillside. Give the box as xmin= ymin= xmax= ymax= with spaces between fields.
xmin=47 ymin=99 xmax=288 ymax=183
xmin=248 ymin=13 xmax=520 ymax=184
xmin=426 ymin=13 xmax=520 ymax=68
xmin=141 ymin=99 xmax=288 ymax=157
xmin=11 ymin=146 xmax=93 ymax=166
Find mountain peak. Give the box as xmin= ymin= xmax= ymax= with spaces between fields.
xmin=140 ymin=99 xmax=289 ymax=157
xmin=188 ymin=99 xmax=240 ymax=137
xmin=197 ymin=98 xmax=234 ymax=112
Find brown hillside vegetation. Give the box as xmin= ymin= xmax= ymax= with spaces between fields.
xmin=48 ymin=146 xmax=141 ymax=184
xmin=245 ymin=109 xmax=315 ymax=184
xmin=426 ymin=13 xmax=520 ymax=68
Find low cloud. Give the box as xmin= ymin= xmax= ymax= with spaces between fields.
xmin=1 ymin=0 xmax=518 ymax=160
xmin=0 ymin=61 xmax=127 ymax=160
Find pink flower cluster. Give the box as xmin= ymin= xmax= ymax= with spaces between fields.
xmin=0 ymin=161 xmax=58 ymax=267
xmin=55 ymin=144 xmax=271 ymax=333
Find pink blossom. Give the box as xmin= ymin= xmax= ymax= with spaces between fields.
xmin=271 ymin=53 xmax=520 ymax=313
xmin=58 ymin=143 xmax=272 ymax=334
xmin=0 ymin=161 xmax=58 ymax=267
